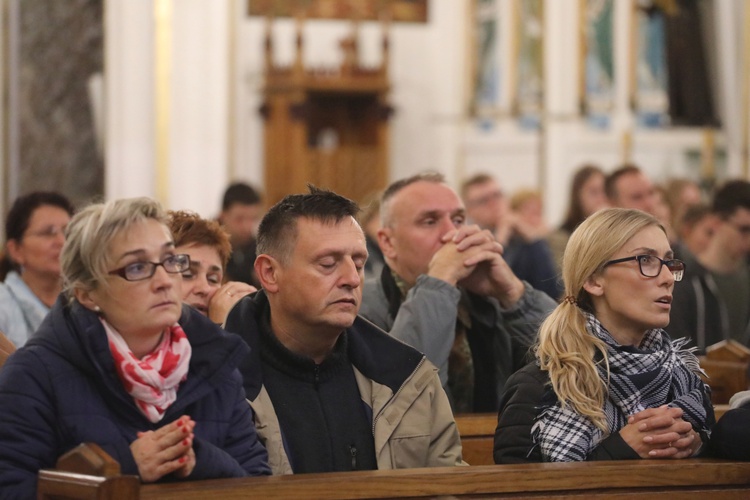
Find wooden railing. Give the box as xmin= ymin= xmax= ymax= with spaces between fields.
xmin=37 ymin=443 xmax=750 ymax=500
xmin=700 ymin=339 xmax=750 ymax=404
xmin=453 ymin=406 xmax=729 ymax=466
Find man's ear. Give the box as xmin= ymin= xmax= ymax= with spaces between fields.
xmin=255 ymin=254 xmax=280 ymax=293
xmin=377 ymin=226 xmax=396 ymax=260
xmin=582 ymin=273 xmax=605 ymax=298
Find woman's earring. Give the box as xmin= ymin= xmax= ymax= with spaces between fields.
xmin=94 ymin=305 xmax=101 ymax=313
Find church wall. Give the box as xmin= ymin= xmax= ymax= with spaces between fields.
xmin=3 ymin=0 xmax=747 ymax=227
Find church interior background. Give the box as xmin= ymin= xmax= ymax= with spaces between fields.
xmin=1 ymin=0 xmax=748 ymax=227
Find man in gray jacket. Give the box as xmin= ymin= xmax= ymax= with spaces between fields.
xmin=360 ymin=172 xmax=557 ymax=413
xmin=225 ymin=186 xmax=463 ymax=474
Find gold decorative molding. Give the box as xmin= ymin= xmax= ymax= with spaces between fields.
xmin=248 ymin=0 xmax=427 ymax=23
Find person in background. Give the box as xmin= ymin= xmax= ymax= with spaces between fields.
xmin=219 ymin=182 xmax=263 ymax=288
xmin=664 ymin=177 xmax=703 ymax=237
xmin=0 ymin=191 xmax=74 ymax=347
xmin=225 ymin=186 xmax=463 ymax=474
xmin=461 ymin=173 xmax=561 ymax=299
xmin=547 ymin=165 xmax=609 ymax=271
xmin=605 ymin=164 xmax=657 ymax=215
xmin=710 ymin=390 xmax=750 ymax=460
xmin=510 ymin=189 xmax=549 ymax=242
xmin=361 ymin=172 xmax=556 ymax=414
xmin=168 ymin=210 xmax=256 ymax=325
xmin=673 ymin=203 xmax=717 ymax=260
xmin=667 ymin=180 xmax=750 ymax=352
xmin=0 ymin=197 xmax=269 ymax=497
xmin=653 ymin=185 xmax=678 ymax=245
xmin=494 ymin=208 xmax=713 ymax=463
xmin=359 ymin=192 xmax=386 ymax=280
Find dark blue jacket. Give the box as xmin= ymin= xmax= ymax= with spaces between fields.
xmin=0 ymin=297 xmax=270 ymax=498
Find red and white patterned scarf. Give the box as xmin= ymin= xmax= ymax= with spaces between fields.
xmin=102 ymin=319 xmax=192 ymax=423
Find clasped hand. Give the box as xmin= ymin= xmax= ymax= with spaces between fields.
xmin=619 ymin=405 xmax=702 ymax=459
xmin=427 ymin=225 xmax=524 ymax=307
xmin=130 ymin=415 xmax=196 ymax=482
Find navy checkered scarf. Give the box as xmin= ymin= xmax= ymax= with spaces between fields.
xmin=531 ymin=313 xmax=711 ymax=462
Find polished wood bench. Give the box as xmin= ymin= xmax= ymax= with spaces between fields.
xmin=455 ymin=412 xmax=496 ymax=465
xmin=700 ymin=339 xmax=750 ymax=404
xmin=38 ymin=443 xmax=750 ymax=500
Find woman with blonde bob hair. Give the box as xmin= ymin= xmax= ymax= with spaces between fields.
xmin=0 ymin=197 xmax=269 ymax=497
xmin=494 ymin=208 xmax=713 ymax=463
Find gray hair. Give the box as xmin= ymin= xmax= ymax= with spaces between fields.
xmin=61 ymin=197 xmax=168 ymax=297
xmin=380 ymin=171 xmax=446 ymax=227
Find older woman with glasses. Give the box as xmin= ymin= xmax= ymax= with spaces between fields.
xmin=493 ymin=208 xmax=713 ymax=463
xmin=0 ymin=191 xmax=74 ymax=347
xmin=0 ymin=197 xmax=269 ymax=497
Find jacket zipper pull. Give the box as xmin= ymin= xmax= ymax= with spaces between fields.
xmin=350 ymin=445 xmax=357 ymax=470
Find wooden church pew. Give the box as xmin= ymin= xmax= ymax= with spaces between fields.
xmin=37 ymin=443 xmax=750 ymax=500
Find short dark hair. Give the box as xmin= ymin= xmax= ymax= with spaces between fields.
xmin=1 ymin=191 xmax=75 ymax=279
xmin=257 ymin=185 xmax=360 ymax=262
xmin=712 ymin=179 xmax=750 ymax=219
xmin=221 ymin=182 xmax=261 ymax=211
xmin=459 ymin=173 xmax=494 ymax=200
xmin=604 ymin=164 xmax=642 ymax=201
xmin=680 ymin=203 xmax=712 ymax=228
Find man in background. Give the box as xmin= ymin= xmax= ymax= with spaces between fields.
xmin=219 ymin=182 xmax=263 ymax=287
xmin=668 ymin=179 xmax=750 ymax=352
xmin=460 ymin=173 xmax=560 ymax=299
xmin=605 ymin=164 xmax=657 ymax=215
xmin=361 ymin=172 xmax=556 ymax=414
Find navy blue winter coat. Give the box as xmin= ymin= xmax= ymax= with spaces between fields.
xmin=0 ymin=297 xmax=270 ymax=498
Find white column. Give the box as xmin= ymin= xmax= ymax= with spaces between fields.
xmin=542 ymin=0 xmax=580 ymax=225
xmin=710 ymin=0 xmax=742 ymax=178
xmin=168 ymin=0 xmax=231 ymax=217
xmin=105 ymin=0 xmax=231 ymax=217
xmin=105 ymin=0 xmax=156 ymax=201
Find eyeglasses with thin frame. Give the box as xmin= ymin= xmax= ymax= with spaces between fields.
xmin=108 ymin=254 xmax=191 ymax=282
xmin=602 ymin=254 xmax=685 ymax=281
xmin=25 ymin=225 xmax=67 ymax=239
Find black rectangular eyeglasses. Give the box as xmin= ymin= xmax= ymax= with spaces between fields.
xmin=108 ymin=254 xmax=191 ymax=281
xmin=602 ymin=254 xmax=685 ymax=281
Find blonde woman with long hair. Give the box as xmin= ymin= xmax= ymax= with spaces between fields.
xmin=493 ymin=208 xmax=713 ymax=463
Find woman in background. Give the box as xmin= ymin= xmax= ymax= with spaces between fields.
xmin=494 ymin=208 xmax=713 ymax=463
xmin=0 ymin=191 xmax=74 ymax=347
xmin=547 ymin=165 xmax=608 ymax=270
xmin=0 ymin=197 xmax=269 ymax=497
xmin=168 ymin=210 xmax=256 ymax=324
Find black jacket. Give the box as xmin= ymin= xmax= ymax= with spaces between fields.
xmin=667 ymin=252 xmax=750 ymax=352
xmin=493 ymin=362 xmax=639 ymax=463
xmin=0 ymin=297 xmax=270 ymax=497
